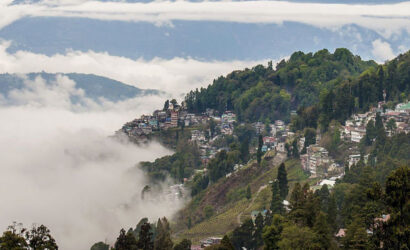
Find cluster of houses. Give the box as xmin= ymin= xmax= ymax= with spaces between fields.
xmin=341 ymin=101 xmax=410 ymax=143
xmin=300 ymin=145 xmax=341 ymax=178
xmin=119 ymin=105 xmax=214 ymax=138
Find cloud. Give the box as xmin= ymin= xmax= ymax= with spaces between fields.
xmin=0 ymin=74 xmax=186 ymax=249
xmin=1 ymin=0 xmax=410 ymax=38
xmin=0 ymin=41 xmax=265 ymax=98
xmin=371 ymin=39 xmax=396 ymax=62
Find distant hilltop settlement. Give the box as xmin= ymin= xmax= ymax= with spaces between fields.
xmin=118 ymin=99 xmax=410 ymax=190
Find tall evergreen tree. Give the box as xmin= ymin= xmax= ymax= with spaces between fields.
xmin=138 ymin=222 xmax=154 ymax=250
xmin=154 ymin=218 xmax=173 ymax=250
xmin=257 ymin=134 xmax=263 ymax=165
xmin=114 ymin=228 xmax=138 ymax=250
xmin=277 ymin=163 xmax=289 ymax=200
xmin=313 ymin=212 xmax=333 ymax=250
xmin=262 ymin=215 xmax=284 ymax=250
xmin=270 ymin=180 xmax=283 ymax=214
xmin=173 ymin=239 xmax=191 ymax=250
xmin=231 ymin=219 xmax=255 ymax=250
xmin=220 ymin=235 xmax=234 ymax=250
xmin=343 ymin=218 xmax=370 ymax=250
xmin=254 ymin=213 xmax=264 ymax=247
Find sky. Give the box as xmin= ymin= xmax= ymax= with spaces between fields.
xmin=0 ymin=0 xmax=409 ymax=249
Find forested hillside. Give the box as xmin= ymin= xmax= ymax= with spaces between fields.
xmin=184 ymin=48 xmax=377 ymax=122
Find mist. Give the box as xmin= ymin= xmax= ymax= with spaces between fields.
xmin=0 ymin=75 xmax=183 ymax=249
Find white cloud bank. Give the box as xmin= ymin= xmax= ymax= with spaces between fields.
xmin=371 ymin=39 xmax=396 ymax=62
xmin=0 ymin=41 xmax=265 ymax=98
xmin=1 ymin=0 xmax=410 ymax=38
xmin=0 ymin=75 xmax=183 ymax=249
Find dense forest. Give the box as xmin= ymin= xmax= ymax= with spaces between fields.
xmin=184 ymin=48 xmax=378 ymax=123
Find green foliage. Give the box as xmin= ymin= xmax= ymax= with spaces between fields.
xmin=185 ymin=49 xmax=376 ymax=123
xmin=138 ymin=222 xmax=154 ymax=250
xmin=140 ymin=140 xmax=201 ymax=183
xmin=277 ymin=163 xmax=289 ymax=200
xmin=343 ymin=218 xmax=370 ymax=250
xmin=0 ymin=223 xmax=58 ymax=250
xmin=278 ymin=223 xmax=318 ymax=250
xmin=262 ymin=215 xmax=284 ymax=250
xmin=91 ymin=242 xmax=109 ymax=250
xmin=173 ymin=239 xmax=191 ymax=250
xmin=154 ymin=218 xmax=173 ymax=250
xmin=231 ymin=219 xmax=254 ymax=250
xmin=246 ymin=185 xmax=252 ymax=200
xmin=114 ymin=228 xmax=138 ymax=250
xmin=257 ymin=134 xmax=263 ymax=165
xmin=270 ymin=180 xmax=283 ymax=215
xmin=190 ymin=174 xmax=209 ymax=197
xmin=204 ymin=205 xmax=214 ymax=219
xmin=208 ymin=150 xmax=234 ymax=183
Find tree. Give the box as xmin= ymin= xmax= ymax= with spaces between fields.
xmin=277 ymin=163 xmax=289 ymax=200
xmin=154 ymin=218 xmax=173 ymax=250
xmin=163 ymin=100 xmax=169 ymax=111
xmin=270 ymin=180 xmax=283 ymax=215
xmin=313 ymin=212 xmax=333 ymax=249
xmin=220 ymin=235 xmax=234 ymax=250
xmin=246 ymin=185 xmax=252 ymax=200
xmin=138 ymin=222 xmax=154 ymax=250
xmin=292 ymin=139 xmax=299 ymax=158
xmin=254 ymin=213 xmax=264 ymax=247
xmin=25 ymin=224 xmax=58 ymax=250
xmin=91 ymin=242 xmax=109 ymax=250
xmin=327 ymin=194 xmax=337 ymax=230
xmin=382 ymin=166 xmax=410 ymax=249
xmin=170 ymin=99 xmax=178 ymax=108
xmin=173 ymin=239 xmax=191 ymax=250
xmin=262 ymin=215 xmax=284 ymax=250
xmin=0 ymin=222 xmax=27 ymax=250
xmin=278 ymin=223 xmax=318 ymax=250
xmin=303 ymin=128 xmax=316 ymax=150
xmin=240 ymin=138 xmax=250 ymax=163
xmin=204 ymin=205 xmax=214 ymax=219
xmin=386 ymin=118 xmax=397 ymax=135
xmin=257 ymin=134 xmax=263 ymax=165
xmin=364 ymin=120 xmax=376 ymax=145
xmin=114 ymin=228 xmax=138 ymax=250
xmin=318 ymin=184 xmax=330 ymax=213
xmin=209 ymin=118 xmax=216 ymax=138
xmin=231 ymin=219 xmax=254 ymax=250
xmin=343 ymin=218 xmax=370 ymax=250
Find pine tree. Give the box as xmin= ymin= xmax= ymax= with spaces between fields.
xmin=154 ymin=218 xmax=173 ymax=250
xmin=277 ymin=163 xmax=289 ymax=200
xmin=327 ymin=194 xmax=337 ymax=230
xmin=138 ymin=222 xmax=154 ymax=250
xmin=254 ymin=213 xmax=264 ymax=247
xmin=262 ymin=215 xmax=284 ymax=250
xmin=343 ymin=218 xmax=370 ymax=250
xmin=114 ymin=228 xmax=138 ymax=250
xmin=246 ymin=185 xmax=252 ymax=200
xmin=231 ymin=219 xmax=255 ymax=250
xmin=257 ymin=134 xmax=263 ymax=165
xmin=220 ymin=235 xmax=234 ymax=250
xmin=173 ymin=239 xmax=191 ymax=250
xmin=270 ymin=180 xmax=283 ymax=215
xmin=313 ymin=212 xmax=333 ymax=249
xmin=292 ymin=139 xmax=299 ymax=158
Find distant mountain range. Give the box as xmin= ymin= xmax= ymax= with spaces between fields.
xmin=0 ymin=72 xmax=161 ymax=103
